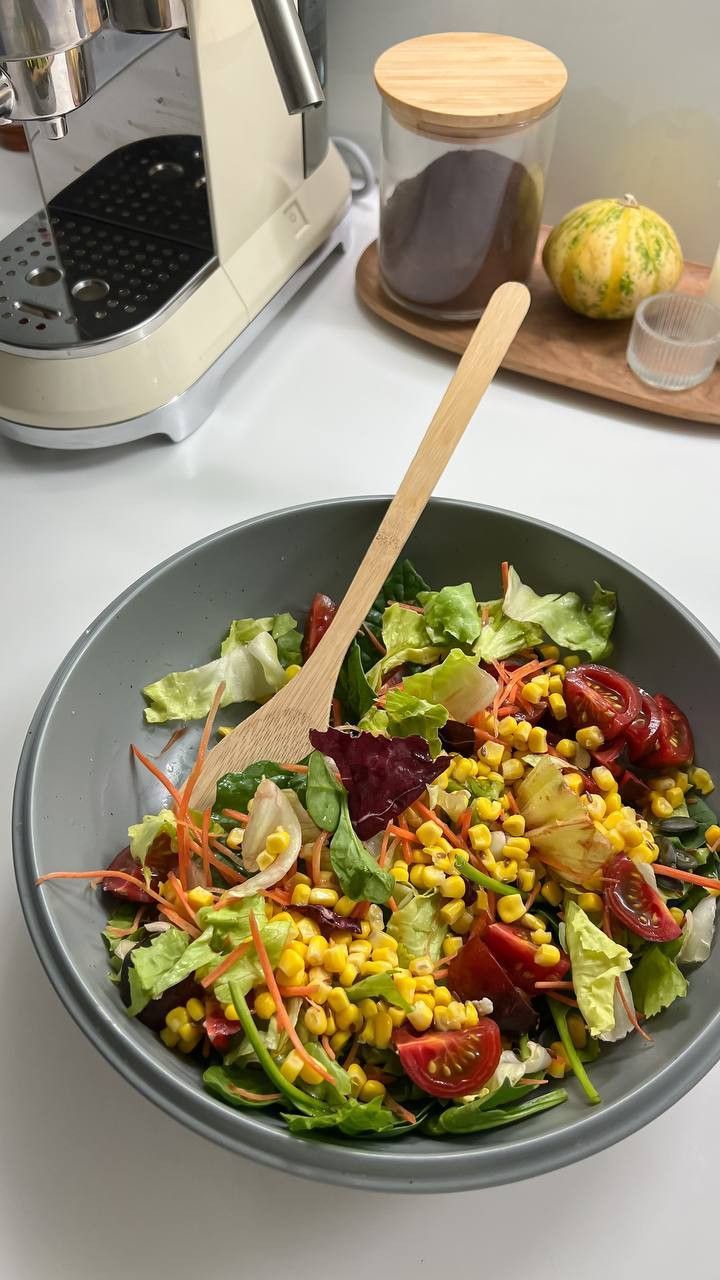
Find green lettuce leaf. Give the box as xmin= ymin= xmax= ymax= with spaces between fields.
xmin=282 ymin=1095 xmax=402 ymax=1135
xmin=473 ymin=600 xmax=544 ymax=662
xmin=630 ymin=946 xmax=688 ymax=1018
xmin=336 ymin=640 xmax=376 ymax=723
xmin=366 ymin=604 xmax=442 ymax=689
xmin=305 ymin=750 xmax=344 ymax=832
xmin=356 ymin=559 xmax=431 ymax=667
xmin=383 ymin=689 xmax=448 ymax=757
xmin=329 ymin=799 xmax=394 ymax=904
xmin=126 ymin=927 xmax=190 ymax=1016
xmin=127 ymin=808 xmax=177 ymax=866
xmin=402 ymin=649 xmax=497 ymax=722
xmin=151 ymin=927 xmax=217 ymax=997
xmin=143 ymin=631 xmax=287 ymax=724
xmin=419 ymin=583 xmax=482 ymax=647
xmin=502 ymin=567 xmax=616 ymax=661
xmin=346 ymin=973 xmax=411 ymax=1011
xmin=564 ymin=900 xmax=631 ymax=1037
xmin=358 ymin=706 xmax=390 ymax=736
xmin=387 ymin=891 xmax=447 ymax=966
xmin=213 ymin=762 xmax=307 ymax=830
xmin=195 ymin=895 xmax=292 ymax=1002
xmin=220 ymin=613 xmax=302 ymax=669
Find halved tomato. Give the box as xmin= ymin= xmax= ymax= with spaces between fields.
xmin=564 ymin=664 xmax=641 ymax=739
xmin=642 ymin=695 xmax=694 ymax=769
xmin=302 ymin=593 xmax=337 ymax=660
xmin=446 ymin=935 xmax=537 ymax=1033
xmin=604 ymin=853 xmax=681 ymax=941
xmin=395 ymin=1022 xmax=501 ymax=1098
xmin=484 ymin=922 xmax=570 ymax=992
xmin=205 ymin=1009 xmax=241 ymax=1052
xmin=624 ymin=690 xmax=662 ymax=763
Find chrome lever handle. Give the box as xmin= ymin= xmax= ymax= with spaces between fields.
xmin=250 ymin=0 xmax=323 ymax=114
xmin=0 ymin=68 xmax=14 ymax=122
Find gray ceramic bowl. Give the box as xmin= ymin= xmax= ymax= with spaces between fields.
xmin=13 ymin=498 xmax=720 ymax=1192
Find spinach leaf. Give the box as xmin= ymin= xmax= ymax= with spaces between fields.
xmin=203 ymin=1064 xmax=279 ymax=1110
xmin=429 ymin=1087 xmax=568 ymax=1136
xmin=329 ymin=798 xmax=394 ymax=904
xmin=282 ymin=1095 xmax=406 ymax=1136
xmin=336 ymin=641 xmax=376 ymax=723
xmin=213 ymin=761 xmax=307 ymax=830
xmin=685 ymin=794 xmax=719 ymax=849
xmin=346 ymin=973 xmax=412 ymax=1011
xmin=306 ymin=750 xmax=345 ymax=833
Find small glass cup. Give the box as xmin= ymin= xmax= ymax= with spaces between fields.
xmin=627 ymin=292 xmax=720 ymax=391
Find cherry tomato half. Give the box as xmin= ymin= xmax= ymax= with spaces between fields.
xmin=302 ymin=593 xmax=337 ymax=660
xmin=642 ymin=695 xmax=694 ymax=769
xmin=484 ymin=922 xmax=570 ymax=993
xmin=446 ymin=934 xmax=537 ymax=1033
xmin=604 ymin=853 xmax=681 ymax=941
xmin=564 ymin=664 xmax=642 ymax=738
xmin=395 ymin=1021 xmax=501 ymax=1098
xmin=205 ymin=1009 xmax=241 ymax=1052
xmin=624 ymin=690 xmax=662 ymax=763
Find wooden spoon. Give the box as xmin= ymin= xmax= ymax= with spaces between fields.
xmin=190 ymin=281 xmax=530 ymax=810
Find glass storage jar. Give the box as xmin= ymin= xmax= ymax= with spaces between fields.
xmin=375 ymin=32 xmax=567 ymax=320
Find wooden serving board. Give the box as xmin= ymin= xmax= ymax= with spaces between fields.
xmin=355 ymin=229 xmax=719 ymax=425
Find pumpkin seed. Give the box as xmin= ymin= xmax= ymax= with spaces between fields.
xmin=659 ymin=817 xmax=699 ymax=837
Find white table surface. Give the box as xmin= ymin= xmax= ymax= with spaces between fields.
xmin=2 ymin=185 xmax=719 ymax=1279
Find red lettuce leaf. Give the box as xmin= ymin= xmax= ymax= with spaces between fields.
xmin=309 ymin=728 xmax=450 ymax=839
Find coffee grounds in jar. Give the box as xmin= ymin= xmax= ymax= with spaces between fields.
xmin=379 ymin=148 xmax=542 ymax=317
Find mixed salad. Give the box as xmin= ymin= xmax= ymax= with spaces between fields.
xmin=39 ymin=561 xmax=720 ymax=1140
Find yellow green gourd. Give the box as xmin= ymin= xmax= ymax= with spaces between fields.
xmin=542 ymin=195 xmax=683 ymax=320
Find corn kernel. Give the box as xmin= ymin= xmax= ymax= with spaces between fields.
xmin=390 ymin=861 xmax=410 ymax=883
xmin=408 ymin=1002 xmax=434 ymax=1032
xmin=303 ymin=1004 xmax=328 ymax=1036
xmin=185 ymin=997 xmax=205 ymax=1023
xmin=706 ymin=825 xmax=720 ymax=850
xmin=336 ymin=1004 xmax=363 ymax=1032
xmin=327 ymin=987 xmax=350 ymax=1014
xmin=521 ymin=681 xmax=544 ymax=706
xmin=651 ymin=794 xmax=674 ymax=820
xmin=546 ymin=692 xmax=567 ymax=721
xmin=416 ymin=820 xmax=444 ymax=847
xmin=497 ymin=892 xmax=525 ymax=924
xmin=409 ymin=955 xmax=434 ymax=976
xmin=347 ymin=1063 xmax=368 ymax=1095
xmin=415 ymin=974 xmax=436 ymax=993
xmin=530 ymin=928 xmax=552 ymax=945
xmin=347 ymin=939 xmax=373 ymax=961
xmin=674 ymin=770 xmax=691 ymax=794
xmin=330 ymin=1030 xmax=351 ymax=1054
xmin=442 ymin=936 xmax=463 ymax=959
xmin=475 ymin=797 xmax=502 ymax=822
xmin=576 ymin=725 xmax=604 ymax=751
xmin=324 ymin=944 xmax=349 ymax=974
xmin=498 ymin=716 xmax=518 ymax=741
xmin=606 ymin=828 xmax=625 ymax=854
xmin=359 ymin=1079 xmax=386 ymax=1102
xmin=286 ymin=938 xmax=308 ymax=959
xmin=303 ymin=937 xmax=327 ymax=969
xmin=555 ymin=738 xmax=577 ymax=761
xmin=290 ymin=883 xmax=312 ymax=907
xmin=566 ymin=1012 xmax=587 ymax=1049
xmin=388 ymin=1006 xmax=406 ymax=1028
xmin=266 ymin=827 xmax=291 ymax=858
xmin=177 ymin=1025 xmax=203 ymax=1053
xmin=665 ymin=786 xmax=685 ymax=810
xmin=617 ymin=820 xmax=644 ymax=848
xmin=463 ymin=1001 xmax=480 ymax=1027
xmin=308 ymin=887 xmax=339 ymax=907
xmin=409 ymin=864 xmax=427 ymax=888
xmin=467 ymin=822 xmax=491 ymax=853
xmin=548 ymin=674 xmax=564 ymax=695
xmin=578 ymin=892 xmax=604 ymax=914
xmin=393 ymin=975 xmax=416 ymax=1006
xmin=494 ymin=858 xmax=518 ymax=883
xmin=527 ymin=726 xmax=548 ymax=754
xmin=691 ymin=768 xmax=715 ymax=795
xmin=160 ymin=1026 xmax=179 ymax=1049
xmin=338 ymin=963 xmax=359 ymax=988
xmin=186 ymin=886 xmax=214 ymax=911
xmin=431 ymin=985 xmax=451 ymax=1008
xmin=480 ymin=740 xmax=505 ymax=770
xmin=374 ymin=1009 xmax=394 ymax=1050
xmin=540 ymin=880 xmax=563 ymax=906
xmin=165 ymin=1006 xmax=189 ymax=1034
xmin=436 ymin=874 xmax=464 ymax=901
xmin=538 ymin=643 xmax=559 ymax=661
xmin=564 ymin=654 xmax=581 ymax=669
xmin=589 ymin=766 xmax=616 ymax=793
xmin=420 ymin=867 xmax=445 ymax=891
xmin=534 ymin=943 xmax=561 ymax=968
xmin=226 ymin=827 xmax=244 ymax=851
xmin=440 ymin=898 xmax=466 ymax=927
xmin=668 ymin=906 xmax=685 ymax=928
xmin=452 ymin=757 xmax=478 ymax=783
xmin=565 ymin=772 xmax=585 ymax=795
xmin=255 ymin=851 xmax=274 ymax=872
xmin=505 ymin=835 xmax=531 ymax=857
xmin=511 ymin=720 xmax=532 ymax=749
xmin=360 ymin=959 xmax=393 ymax=975
xmin=453 ymin=909 xmax=474 ymax=934
xmin=550 ymin=663 xmax=567 ymax=677
xmin=517 ymin=866 xmax=536 ymax=892
xmin=299 ymin=1059 xmax=324 ymax=1086
xmin=502 ymin=758 xmax=525 ymax=783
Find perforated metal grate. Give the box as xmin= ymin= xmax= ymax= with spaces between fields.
xmin=0 ymin=134 xmax=215 ymax=352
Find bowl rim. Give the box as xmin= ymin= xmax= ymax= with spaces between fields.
xmin=13 ymin=495 xmax=720 ymax=1192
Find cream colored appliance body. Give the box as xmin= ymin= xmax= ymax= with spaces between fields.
xmin=0 ymin=0 xmax=351 ymax=447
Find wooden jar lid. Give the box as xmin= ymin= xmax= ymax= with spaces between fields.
xmin=374 ymin=32 xmax=567 ymax=139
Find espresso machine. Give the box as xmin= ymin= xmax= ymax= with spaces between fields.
xmin=0 ymin=0 xmax=351 ymax=447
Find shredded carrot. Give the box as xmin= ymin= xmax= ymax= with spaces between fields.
xmin=321 ymin=1034 xmax=336 ymax=1061
xmin=159 ymin=727 xmax=188 ymax=756
xmin=402 ymin=839 xmax=414 ymax=865
xmin=389 ymin=824 xmax=420 ymax=843
xmin=472 ymin=725 xmax=504 ymax=744
xmin=524 ymin=880 xmax=541 ymax=910
xmin=497 ymin=704 xmax=523 ymax=719
xmin=208 ymin=836 xmax=245 ymax=869
xmin=413 ymin=801 xmax=468 ymax=851
xmin=546 ymin=992 xmax=579 ymax=1008
xmin=481 ymin=603 xmax=490 ymax=628
xmin=534 ymin=980 xmax=575 ymax=990
xmin=342 ymin=1037 xmax=358 ymax=1069
xmin=105 ymin=905 xmax=146 ymax=938
xmin=247 ymin=912 xmax=335 ymax=1085
xmin=166 ymin=872 xmax=199 ymax=928
xmin=278 ymin=984 xmax=320 ymax=998
xmin=501 ymin=560 xmax=509 ymax=593
xmin=458 ymin=809 xmax=472 ymax=843
xmin=222 ymin=808 xmax=250 ymax=824
xmin=387 ymin=896 xmax=398 ymax=913
xmin=131 ymin=744 xmax=182 ymax=805
xmin=310 ymin=831 xmax=327 ymax=886
xmin=433 ymin=968 xmax=448 ymax=980
xmin=616 ymin=975 xmax=652 ymax=1042
xmin=652 ymin=863 xmax=720 ymax=893
xmin=36 ymin=868 xmax=201 ymax=936
xmin=228 ymin=1083 xmax=282 ymax=1103
xmin=361 ymin=621 xmax=386 ymax=655
xmin=379 ymin=823 xmax=392 ymax=869
xmin=200 ymin=938 xmax=253 ymax=988
xmin=499 ymin=657 xmax=555 ymax=713
xmin=199 ymin=808 xmax=212 ymax=888
xmin=277 ymin=762 xmax=309 ymax=774
xmin=351 ymin=900 xmax=369 ymax=919
xmin=506 ymin=791 xmax=519 ymax=814
xmin=203 ymin=847 xmax=246 ymax=887
xmin=383 ymin=1094 xmax=418 ymax=1126
xmin=485 ymin=889 xmax=496 ymax=921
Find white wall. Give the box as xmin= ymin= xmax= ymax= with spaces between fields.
xmin=327 ymin=0 xmax=720 ymax=264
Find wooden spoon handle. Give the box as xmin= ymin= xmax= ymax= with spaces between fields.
xmin=303 ymin=281 xmax=530 ymax=688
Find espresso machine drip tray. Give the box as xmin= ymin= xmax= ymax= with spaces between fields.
xmin=0 ymin=135 xmax=216 ymax=352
